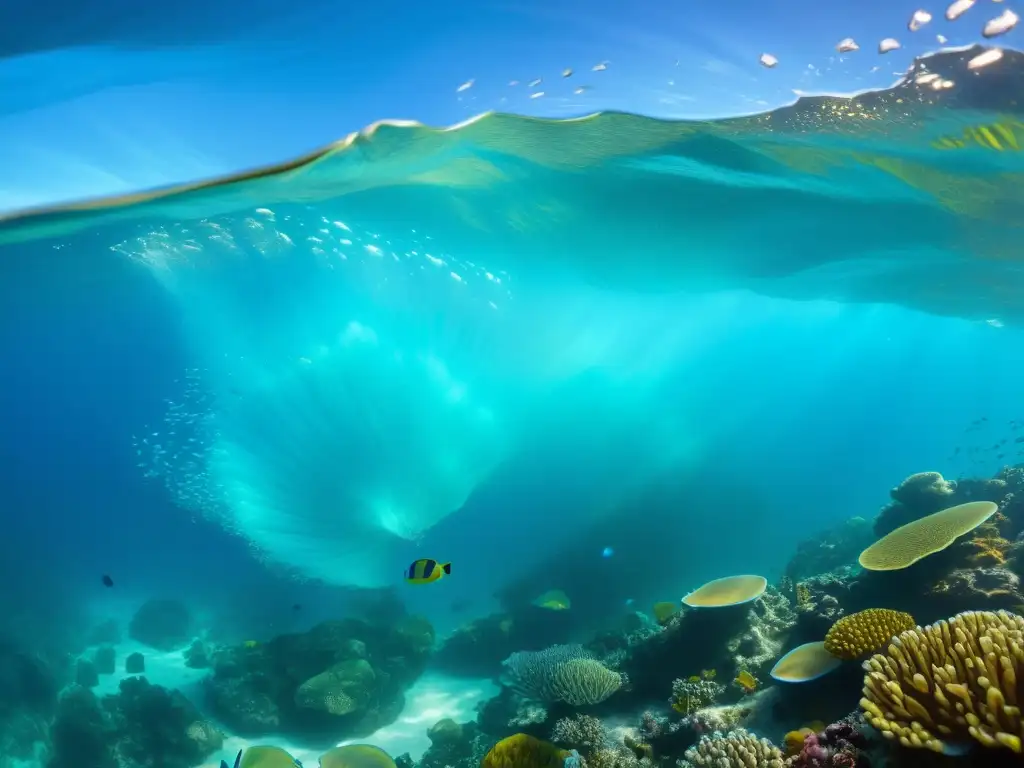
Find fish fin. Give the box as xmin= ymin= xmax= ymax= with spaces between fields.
xmin=234 ymin=749 xmax=244 ymax=768
xmin=295 ymin=760 xmax=304 ymax=768
xmin=442 ymin=562 xmax=451 ymax=575
xmin=941 ymin=742 xmax=972 ymax=757
xmin=220 ymin=762 xmax=228 ymax=768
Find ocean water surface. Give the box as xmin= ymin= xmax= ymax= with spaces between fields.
xmin=2 ymin=10 xmax=1024 ymax=765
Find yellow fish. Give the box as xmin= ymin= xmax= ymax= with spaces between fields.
xmin=404 ymin=558 xmax=451 ymax=584
xmin=320 ymin=744 xmax=397 ymax=768
xmin=931 ymin=120 xmax=1024 ymax=151
xmin=734 ymin=669 xmax=758 ymax=693
xmin=243 ymin=640 xmax=260 ymax=649
xmin=219 ymin=746 xmax=302 ymax=768
xmin=531 ymin=589 xmax=571 ymax=610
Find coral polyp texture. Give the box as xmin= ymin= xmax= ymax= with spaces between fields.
xmin=681 ymin=729 xmax=784 ymax=768
xmin=859 ymin=609 xmax=1024 ymax=753
xmin=857 ymin=501 xmax=998 ymax=571
xmin=481 ymin=733 xmax=570 ymax=768
xmin=547 ymin=658 xmax=622 ymax=706
xmin=683 ymin=575 xmax=768 ymax=608
xmin=823 ymin=609 xmax=917 ymax=661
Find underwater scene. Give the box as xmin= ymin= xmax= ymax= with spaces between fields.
xmin=4 ymin=1 xmax=1024 ymax=768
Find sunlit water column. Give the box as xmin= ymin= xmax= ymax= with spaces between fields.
xmin=125 ymin=205 xmax=514 ymax=587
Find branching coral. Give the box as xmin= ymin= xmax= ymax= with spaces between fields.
xmin=680 ymin=729 xmax=784 ymax=768
xmin=860 ymin=609 xmax=1024 ymax=753
xmin=502 ymin=645 xmax=592 ymax=701
xmin=589 ymin=745 xmax=656 ymax=768
xmin=551 ymin=714 xmax=608 ymax=752
xmin=670 ymin=673 xmax=725 ymax=715
xmin=729 ymin=589 xmax=797 ymax=671
xmin=548 ymin=659 xmax=623 ymax=706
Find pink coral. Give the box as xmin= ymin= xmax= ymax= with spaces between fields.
xmin=786 ymin=721 xmax=867 ymax=768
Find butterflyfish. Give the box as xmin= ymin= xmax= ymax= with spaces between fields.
xmin=222 ymin=747 xmax=303 ymax=768
xmin=320 ymin=744 xmax=397 ymax=768
xmin=532 ymin=589 xmax=571 ymax=610
xmin=405 ymin=558 xmax=451 ymax=584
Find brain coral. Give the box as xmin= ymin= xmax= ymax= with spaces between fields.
xmin=481 ymin=733 xmax=569 ymax=768
xmin=858 ymin=501 xmax=998 ymax=571
xmin=860 ymin=609 xmax=1024 ymax=753
xmin=824 ymin=609 xmax=916 ymax=661
xmin=683 ymin=729 xmax=784 ymax=768
xmin=294 ymin=659 xmax=375 ymax=716
xmin=548 ymin=658 xmax=622 ymax=705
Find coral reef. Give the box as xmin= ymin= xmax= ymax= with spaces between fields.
xmin=205 ymin=615 xmax=434 ymax=741
xmin=670 ymin=673 xmax=725 ymax=715
xmin=681 ymin=729 xmax=784 ymax=768
xmin=785 ymin=519 xmax=874 ymax=584
xmin=480 ymin=733 xmax=569 ymax=768
xmin=822 ymin=609 xmax=915 ymax=660
xmin=416 ymin=718 xmax=493 ymax=768
xmin=551 ymin=714 xmax=608 ymax=751
xmin=502 ymin=645 xmax=625 ymax=705
xmin=860 ymin=609 xmax=1024 ymax=753
xmin=785 ymin=720 xmax=869 ymax=768
xmin=47 ymin=678 xmax=220 ymax=768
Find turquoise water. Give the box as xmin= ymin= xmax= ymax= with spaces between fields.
xmin=3 ymin=45 xmax=1024 ymax=635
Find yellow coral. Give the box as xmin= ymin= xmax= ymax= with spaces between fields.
xmin=857 ymin=501 xmax=998 ymax=571
xmin=860 ymin=610 xmax=1024 ymax=753
xmin=968 ymin=535 xmax=1010 ymax=566
xmin=652 ymin=601 xmax=679 ymax=625
xmin=481 ymin=734 xmax=570 ymax=768
xmin=795 ymin=583 xmax=811 ymax=609
xmin=623 ymin=734 xmax=653 ymax=760
xmin=823 ymin=608 xmax=916 ymax=661
xmin=783 ymin=729 xmax=814 ymax=758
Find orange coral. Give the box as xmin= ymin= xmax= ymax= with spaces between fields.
xmin=482 ymin=734 xmax=570 ymax=768
xmin=966 ymin=521 xmax=1011 ymax=567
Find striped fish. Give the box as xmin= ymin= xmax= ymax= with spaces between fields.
xmin=931 ymin=120 xmax=1024 ymax=151
xmin=405 ymin=558 xmax=451 ymax=584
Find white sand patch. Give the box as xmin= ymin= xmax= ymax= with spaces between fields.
xmin=86 ymin=638 xmax=209 ymax=700
xmin=75 ymin=659 xmax=502 ymax=767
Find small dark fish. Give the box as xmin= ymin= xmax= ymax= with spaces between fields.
xmin=220 ymin=749 xmax=243 ymax=768
xmin=292 ymin=603 xmax=302 ymax=611
xmin=102 ymin=574 xmax=114 ymax=588
xmin=1014 ymin=436 xmax=1023 ymax=444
